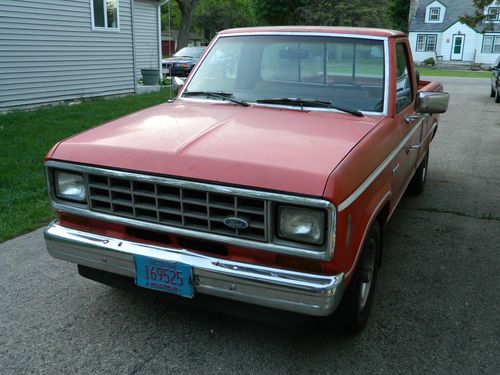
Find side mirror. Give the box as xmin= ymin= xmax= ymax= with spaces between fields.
xmin=415 ymin=91 xmax=449 ymax=114
xmin=171 ymin=76 xmax=185 ymax=95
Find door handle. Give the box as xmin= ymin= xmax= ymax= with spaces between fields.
xmin=392 ymin=163 xmax=400 ymax=175
xmin=404 ymin=114 xmax=422 ymax=123
xmin=407 ymin=145 xmax=420 ymax=151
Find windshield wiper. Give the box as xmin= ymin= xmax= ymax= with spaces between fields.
xmin=183 ymin=91 xmax=249 ymax=107
xmin=256 ymin=98 xmax=364 ymax=117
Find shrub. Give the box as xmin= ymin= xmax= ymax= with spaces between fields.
xmin=422 ymin=57 xmax=436 ymax=67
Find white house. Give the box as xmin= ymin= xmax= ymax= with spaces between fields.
xmin=408 ymin=0 xmax=500 ymax=65
xmin=0 ymin=0 xmax=163 ymax=111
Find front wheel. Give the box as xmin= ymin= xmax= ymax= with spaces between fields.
xmin=322 ymin=223 xmax=381 ymax=333
xmin=491 ymin=86 xmax=496 ymax=98
xmin=495 ymin=86 xmax=500 ymax=103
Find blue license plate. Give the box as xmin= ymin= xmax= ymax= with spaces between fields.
xmin=134 ymin=255 xmax=193 ymax=298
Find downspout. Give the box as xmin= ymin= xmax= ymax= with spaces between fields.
xmin=131 ymin=0 xmax=138 ymax=93
xmin=159 ymin=0 xmax=171 ymax=79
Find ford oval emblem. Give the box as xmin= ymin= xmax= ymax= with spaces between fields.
xmin=223 ymin=217 xmax=249 ymax=229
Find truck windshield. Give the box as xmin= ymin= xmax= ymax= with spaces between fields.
xmin=184 ymin=35 xmax=385 ymax=113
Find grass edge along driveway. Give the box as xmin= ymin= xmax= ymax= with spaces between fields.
xmin=0 ymin=90 xmax=170 ymax=243
xmin=416 ymin=67 xmax=491 ymax=78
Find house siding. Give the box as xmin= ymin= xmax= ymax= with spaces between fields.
xmin=409 ymin=32 xmax=443 ymax=62
xmin=441 ymin=22 xmax=478 ymax=61
xmin=133 ymin=0 xmax=160 ymax=81
xmin=0 ymin=0 xmax=135 ymax=110
xmin=474 ymin=33 xmax=500 ymax=64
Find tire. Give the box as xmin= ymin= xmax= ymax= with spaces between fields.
xmin=495 ymin=87 xmax=500 ymax=103
xmin=322 ymin=223 xmax=381 ymax=333
xmin=491 ymin=86 xmax=495 ymax=98
xmin=407 ymin=150 xmax=429 ymax=195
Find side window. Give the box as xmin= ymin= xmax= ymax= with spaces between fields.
xmin=395 ymin=43 xmax=414 ymax=113
xmin=92 ymin=0 xmax=119 ymax=30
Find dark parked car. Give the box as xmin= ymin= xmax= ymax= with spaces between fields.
xmin=162 ymin=47 xmax=206 ymax=77
xmin=490 ymin=56 xmax=500 ymax=103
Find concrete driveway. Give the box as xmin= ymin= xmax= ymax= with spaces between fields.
xmin=1 ymin=76 xmax=499 ymax=374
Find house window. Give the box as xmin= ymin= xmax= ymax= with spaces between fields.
xmin=426 ymin=35 xmax=437 ymax=51
xmin=486 ymin=7 xmax=499 ymax=21
xmin=416 ymin=34 xmax=437 ymax=52
xmin=482 ymin=36 xmax=500 ymax=53
xmin=428 ymin=7 xmax=440 ymax=21
xmin=92 ymin=0 xmax=119 ymax=29
xmin=416 ymin=35 xmax=426 ymax=51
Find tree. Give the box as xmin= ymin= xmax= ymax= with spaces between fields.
xmin=161 ymin=1 xmax=181 ymax=31
xmin=459 ymin=0 xmax=500 ymax=29
xmin=298 ymin=0 xmax=390 ymax=28
xmin=175 ymin=0 xmax=199 ymax=50
xmin=388 ymin=0 xmax=411 ymax=33
xmin=253 ymin=0 xmax=391 ymax=28
xmin=166 ymin=0 xmax=414 ymax=53
xmin=253 ymin=0 xmax=305 ymax=25
xmin=194 ymin=0 xmax=256 ymax=40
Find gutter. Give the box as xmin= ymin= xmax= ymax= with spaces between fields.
xmin=158 ymin=0 xmax=173 ymax=78
xmin=157 ymin=2 xmax=162 ymax=79
xmin=131 ymin=0 xmax=138 ymax=93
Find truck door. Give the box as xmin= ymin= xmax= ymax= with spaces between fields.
xmin=391 ymin=42 xmax=423 ymax=200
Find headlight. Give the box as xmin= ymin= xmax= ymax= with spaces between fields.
xmin=278 ymin=206 xmax=325 ymax=245
xmin=54 ymin=171 xmax=86 ymax=202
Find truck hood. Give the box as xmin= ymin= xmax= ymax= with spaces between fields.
xmin=50 ymin=100 xmax=383 ymax=196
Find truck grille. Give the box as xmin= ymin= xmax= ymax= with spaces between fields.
xmin=87 ymin=174 xmax=268 ymax=241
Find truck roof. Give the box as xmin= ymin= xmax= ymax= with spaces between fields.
xmin=218 ymin=26 xmax=406 ymax=38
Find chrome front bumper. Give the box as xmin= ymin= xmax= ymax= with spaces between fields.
xmin=44 ymin=222 xmax=344 ymax=317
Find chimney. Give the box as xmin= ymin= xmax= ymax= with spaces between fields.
xmin=409 ymin=0 xmax=420 ymax=23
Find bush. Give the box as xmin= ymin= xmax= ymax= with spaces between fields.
xmin=422 ymin=57 xmax=436 ymax=67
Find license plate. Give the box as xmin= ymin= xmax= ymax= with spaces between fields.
xmin=134 ymin=255 xmax=193 ymax=298
xmin=164 ymin=68 xmax=170 ymax=74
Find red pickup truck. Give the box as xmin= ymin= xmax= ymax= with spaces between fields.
xmin=44 ymin=27 xmax=449 ymax=332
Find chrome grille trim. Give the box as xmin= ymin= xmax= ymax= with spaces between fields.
xmin=46 ymin=160 xmax=336 ymax=261
xmin=87 ymin=174 xmax=268 ymax=241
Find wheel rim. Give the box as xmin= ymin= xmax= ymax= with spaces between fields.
xmin=359 ymin=238 xmax=377 ymax=311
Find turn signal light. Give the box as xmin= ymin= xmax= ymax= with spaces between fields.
xmin=276 ymin=255 xmax=323 ymax=274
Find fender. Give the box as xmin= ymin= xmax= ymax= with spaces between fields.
xmin=343 ymin=190 xmax=392 ymax=280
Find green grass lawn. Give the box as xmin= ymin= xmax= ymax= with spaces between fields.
xmin=416 ymin=67 xmax=492 ymax=78
xmin=0 ymin=90 xmax=170 ymax=243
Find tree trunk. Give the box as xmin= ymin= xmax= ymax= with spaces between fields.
xmin=175 ymin=0 xmax=198 ymax=50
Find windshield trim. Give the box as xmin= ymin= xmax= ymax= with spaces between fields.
xmin=179 ymin=32 xmax=390 ymax=116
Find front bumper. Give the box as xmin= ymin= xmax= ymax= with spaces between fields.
xmin=44 ymin=222 xmax=344 ymax=317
